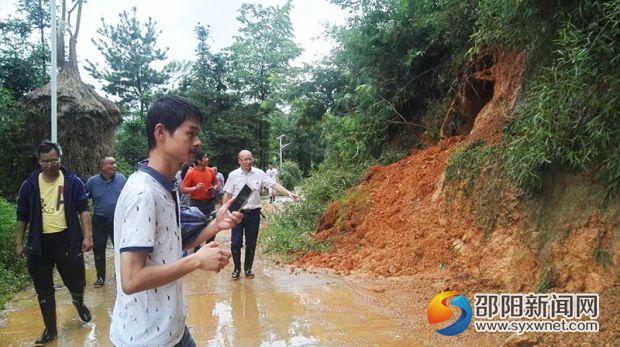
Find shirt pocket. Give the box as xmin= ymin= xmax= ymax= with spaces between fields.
xmin=250 ymin=179 xmax=261 ymax=190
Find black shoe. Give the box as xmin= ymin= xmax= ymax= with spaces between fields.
xmin=232 ymin=269 xmax=241 ymax=280
xmin=94 ymin=277 xmax=105 ymax=288
xmin=245 ymin=270 xmax=255 ymax=278
xmin=74 ymin=301 xmax=92 ymax=322
xmin=34 ymin=329 xmax=57 ymax=346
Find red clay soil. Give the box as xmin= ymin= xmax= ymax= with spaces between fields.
xmin=296 ymin=136 xmax=465 ymax=279
xmin=296 ymin=51 xmax=530 ymax=280
xmin=292 ymin=50 xmax=620 ymax=345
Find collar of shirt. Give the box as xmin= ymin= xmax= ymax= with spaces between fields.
xmin=99 ymin=173 xmax=116 ymax=183
xmin=137 ymin=162 xmax=175 ymax=191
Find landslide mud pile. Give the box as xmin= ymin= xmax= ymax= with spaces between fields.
xmin=295 ymin=51 xmax=619 ymax=294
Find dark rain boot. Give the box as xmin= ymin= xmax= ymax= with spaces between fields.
xmin=244 ymin=248 xmax=256 ymax=278
xmin=35 ymin=295 xmax=57 ymax=346
xmin=71 ymin=293 xmax=92 ymax=322
xmin=232 ymin=248 xmax=242 ymax=280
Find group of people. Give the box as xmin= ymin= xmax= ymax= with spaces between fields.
xmin=15 ymin=95 xmax=299 ymax=346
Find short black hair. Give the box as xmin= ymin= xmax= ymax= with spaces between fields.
xmin=194 ymin=151 xmax=205 ymax=164
xmin=37 ymin=140 xmax=62 ymax=158
xmin=146 ymin=96 xmax=202 ymax=150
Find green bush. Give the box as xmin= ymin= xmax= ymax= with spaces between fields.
xmin=0 ymin=88 xmax=36 ymax=201
xmin=0 ymin=197 xmax=29 ymax=309
xmin=445 ymin=139 xmax=498 ymax=193
xmin=280 ymin=160 xmax=302 ymax=189
xmin=502 ymin=1 xmax=620 ymax=199
xmin=261 ymin=162 xmax=366 ymax=256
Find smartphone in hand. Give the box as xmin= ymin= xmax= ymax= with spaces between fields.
xmin=228 ymin=184 xmax=253 ymax=212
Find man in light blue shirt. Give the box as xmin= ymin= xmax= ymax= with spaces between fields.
xmin=85 ymin=156 xmax=126 ymax=287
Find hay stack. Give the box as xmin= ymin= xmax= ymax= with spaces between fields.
xmin=21 ymin=69 xmax=121 ymax=180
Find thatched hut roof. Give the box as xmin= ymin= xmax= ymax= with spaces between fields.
xmin=21 ymin=69 xmax=122 ymax=180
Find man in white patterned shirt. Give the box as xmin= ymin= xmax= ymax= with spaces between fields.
xmin=110 ymin=96 xmax=243 ymax=346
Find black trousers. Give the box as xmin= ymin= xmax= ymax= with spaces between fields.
xmin=27 ymin=230 xmax=86 ymax=298
xmin=92 ymin=214 xmax=114 ymax=280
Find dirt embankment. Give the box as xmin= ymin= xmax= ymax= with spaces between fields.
xmin=295 ymin=49 xmax=619 ymax=310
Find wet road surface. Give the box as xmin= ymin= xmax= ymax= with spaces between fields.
xmin=0 ymin=229 xmax=418 ymax=346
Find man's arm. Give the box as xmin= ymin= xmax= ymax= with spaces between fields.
xmin=15 ymin=181 xmax=30 ymax=258
xmin=120 ymin=244 xmax=231 ymax=295
xmin=181 ymin=171 xmax=203 ymax=194
xmin=80 ymin=211 xmax=93 ymax=252
xmin=271 ymin=183 xmax=299 ymax=202
xmin=222 ymin=192 xmax=232 ymax=204
xmin=210 ymin=170 xmax=219 ymax=190
xmin=16 ymin=220 xmax=27 ymax=257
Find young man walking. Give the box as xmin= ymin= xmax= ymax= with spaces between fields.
xmin=265 ymin=162 xmax=279 ymax=203
xmin=16 ymin=140 xmax=93 ymax=346
xmin=110 ymin=96 xmax=243 ymax=346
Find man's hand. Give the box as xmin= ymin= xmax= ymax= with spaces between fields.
xmin=288 ymin=191 xmax=300 ymax=202
xmin=215 ymin=199 xmax=244 ymax=230
xmin=82 ymin=237 xmax=93 ymax=252
xmin=194 ymin=242 xmax=231 ymax=272
xmin=195 ymin=183 xmax=204 ymax=191
xmin=16 ymin=243 xmax=25 ymax=257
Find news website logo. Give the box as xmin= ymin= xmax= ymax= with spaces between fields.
xmin=427 ymin=291 xmax=473 ymax=336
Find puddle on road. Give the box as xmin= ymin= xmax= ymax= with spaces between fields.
xmin=184 ymin=264 xmax=418 ymax=346
xmin=1 ymin=250 xmax=418 ymax=346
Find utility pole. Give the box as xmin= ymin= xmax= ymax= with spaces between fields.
xmin=50 ymin=0 xmax=57 ymax=142
xmin=276 ymin=134 xmax=291 ymax=170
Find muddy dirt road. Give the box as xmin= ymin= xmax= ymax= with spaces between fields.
xmin=0 ymin=229 xmax=421 ymax=346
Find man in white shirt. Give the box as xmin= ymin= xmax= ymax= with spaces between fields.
xmin=265 ymin=162 xmax=279 ymax=203
xmin=223 ymin=150 xmax=299 ymax=280
xmin=110 ymin=96 xmax=243 ymax=346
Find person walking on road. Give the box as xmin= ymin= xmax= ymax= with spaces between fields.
xmin=85 ymin=156 xmax=126 ymax=288
xmin=110 ymin=96 xmax=243 ymax=346
xmin=265 ymin=162 xmax=279 ymax=204
xmin=223 ymin=150 xmax=299 ymax=280
xmin=15 ymin=140 xmax=94 ymax=346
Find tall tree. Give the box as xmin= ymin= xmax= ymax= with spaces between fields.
xmin=227 ymin=1 xmax=301 ymax=165
xmin=85 ymin=7 xmax=172 ymax=117
xmin=16 ymin=0 xmax=50 ymax=82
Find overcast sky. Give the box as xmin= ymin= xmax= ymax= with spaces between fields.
xmin=0 ymin=0 xmax=347 ymax=94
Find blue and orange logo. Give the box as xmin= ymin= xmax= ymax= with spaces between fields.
xmin=427 ymin=291 xmax=472 ymax=336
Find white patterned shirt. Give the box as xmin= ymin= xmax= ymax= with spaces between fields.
xmin=110 ymin=165 xmax=185 ymax=346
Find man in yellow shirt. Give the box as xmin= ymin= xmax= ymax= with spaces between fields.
xmin=16 ymin=141 xmax=94 ymax=346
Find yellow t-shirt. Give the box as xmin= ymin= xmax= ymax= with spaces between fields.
xmin=39 ymin=171 xmax=67 ymax=234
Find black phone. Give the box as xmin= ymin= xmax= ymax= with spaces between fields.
xmin=228 ymin=184 xmax=253 ymax=212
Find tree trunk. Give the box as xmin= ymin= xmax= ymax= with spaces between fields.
xmin=38 ymin=0 xmax=46 ymax=78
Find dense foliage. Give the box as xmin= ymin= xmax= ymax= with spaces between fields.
xmin=0 ymin=198 xmax=29 ymax=310
xmin=501 ymin=1 xmax=620 ymax=199
xmin=0 ymin=0 xmax=617 ymax=262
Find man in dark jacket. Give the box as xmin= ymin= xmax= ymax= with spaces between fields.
xmin=15 ymin=140 xmax=94 ymax=346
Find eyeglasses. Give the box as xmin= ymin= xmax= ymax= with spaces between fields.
xmin=40 ymin=158 xmax=61 ymax=166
